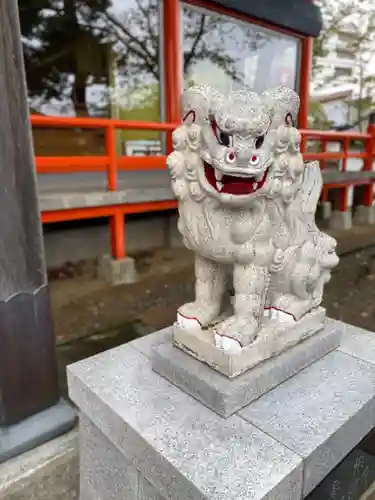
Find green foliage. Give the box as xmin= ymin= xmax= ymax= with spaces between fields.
xmin=20 ymin=0 xmax=112 ymax=115
xmin=19 ymin=0 xmax=297 ymax=119
xmin=308 ymin=100 xmax=333 ymax=130
xmin=312 ymin=0 xmax=375 ymax=127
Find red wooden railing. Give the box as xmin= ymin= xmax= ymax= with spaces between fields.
xmin=31 ymin=115 xmax=375 ymax=258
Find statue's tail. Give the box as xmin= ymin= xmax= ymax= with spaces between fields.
xmin=300 ymin=161 xmax=323 ymax=215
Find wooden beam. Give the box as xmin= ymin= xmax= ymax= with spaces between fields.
xmin=0 ymin=0 xmax=60 ymax=427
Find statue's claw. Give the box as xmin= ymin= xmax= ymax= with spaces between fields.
xmin=176 ymin=312 xmax=202 ymax=332
xmin=177 ymin=301 xmax=220 ymax=330
xmin=215 ymin=316 xmax=259 ymax=349
xmin=214 ymin=334 xmax=242 ymax=353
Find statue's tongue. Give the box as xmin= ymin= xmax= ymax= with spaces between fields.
xmin=204 ymin=163 xmax=266 ymax=195
xmin=221 ymin=178 xmax=255 ymax=195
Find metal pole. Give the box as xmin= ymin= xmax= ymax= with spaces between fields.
xmin=0 ymin=0 xmax=76 ymax=463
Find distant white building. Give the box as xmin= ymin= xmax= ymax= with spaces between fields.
xmin=310 ymin=84 xmax=359 ymax=129
xmin=311 ymin=15 xmax=375 ymax=129
xmin=313 ymin=20 xmax=358 ymax=90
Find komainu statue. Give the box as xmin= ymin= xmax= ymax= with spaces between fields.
xmin=167 ymin=84 xmax=339 ymax=372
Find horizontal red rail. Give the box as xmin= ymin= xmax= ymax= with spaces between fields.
xmin=35 ymin=152 xmax=369 ymax=174
xmin=30 ymin=115 xmax=375 ymax=250
xmin=36 ymin=155 xmax=167 ymax=173
xmin=304 ymin=152 xmax=368 ymax=161
xmin=30 ymin=116 xmax=373 ymax=174
xmin=41 ymin=200 xmax=178 ymax=224
xmin=31 ymin=115 xmax=178 ymax=131
xmin=300 ymin=129 xmax=371 ymax=140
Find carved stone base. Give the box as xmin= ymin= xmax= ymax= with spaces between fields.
xmin=0 ymin=399 xmax=77 ymax=464
xmin=153 ymin=323 xmax=341 ymax=417
xmin=173 ymin=307 xmax=327 ymax=378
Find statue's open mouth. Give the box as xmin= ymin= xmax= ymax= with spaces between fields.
xmin=204 ymin=162 xmax=268 ymax=195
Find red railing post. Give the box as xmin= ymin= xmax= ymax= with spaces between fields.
xmin=298 ymin=36 xmax=312 ymax=144
xmin=342 ymin=137 xmax=349 ymax=172
xmin=339 ymin=137 xmax=349 ymax=215
xmin=163 ymin=0 xmax=181 ymax=153
xmin=110 ymin=208 xmax=126 ymax=260
xmin=362 ymin=114 xmax=375 ymax=207
xmin=106 ymin=123 xmax=118 ymax=191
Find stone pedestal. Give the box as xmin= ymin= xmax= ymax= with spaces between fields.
xmin=320 ymin=201 xmax=332 ymax=220
xmin=98 ymin=254 xmax=137 ymax=285
xmin=69 ymin=320 xmax=375 ymax=500
xmin=172 ymin=307 xmax=332 ymax=379
xmin=354 ymin=205 xmax=375 ymax=225
xmin=153 ymin=322 xmax=340 ymax=418
xmin=329 ymin=210 xmax=353 ymax=230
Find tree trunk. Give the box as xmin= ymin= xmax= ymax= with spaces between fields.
xmin=71 ymin=74 xmax=89 ymax=116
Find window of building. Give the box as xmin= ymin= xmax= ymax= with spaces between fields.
xmin=334 ymin=67 xmax=353 ymax=79
xmin=182 ymin=3 xmax=301 ymax=95
xmin=335 ymin=48 xmax=355 ymax=60
xmin=20 ymin=0 xmax=162 ymax=156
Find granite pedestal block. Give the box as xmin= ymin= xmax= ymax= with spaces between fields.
xmin=173 ymin=307 xmax=328 ymax=378
xmin=68 ymin=319 xmax=375 ymax=500
xmin=154 ymin=323 xmax=340 ymax=417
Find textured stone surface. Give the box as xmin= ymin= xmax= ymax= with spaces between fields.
xmin=240 ymin=350 xmax=375 ymax=497
xmin=361 ymin=480 xmax=375 ymax=500
xmin=80 ymin=413 xmax=138 ymax=500
xmin=97 ymin=255 xmax=137 ymax=285
xmin=173 ymin=308 xmax=327 ymax=378
xmin=337 ymin=319 xmax=375 ymax=366
xmin=39 ymin=186 xmax=174 ymax=211
xmin=0 ymin=399 xmax=77 ymax=465
xmin=320 ymin=201 xmax=332 ymax=220
xmin=138 ymin=476 xmax=165 ymax=500
xmin=353 ymin=206 xmax=375 ymax=225
xmin=80 ymin=413 xmax=165 ymax=500
xmin=132 ymin=327 xmax=172 ymax=358
xmin=329 ymin=210 xmax=353 ymax=230
xmin=153 ymin=324 xmax=341 ymax=417
xmin=68 ymin=344 xmax=303 ymax=500
xmin=0 ymin=430 xmax=78 ymax=500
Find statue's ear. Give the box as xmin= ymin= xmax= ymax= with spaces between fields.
xmin=261 ymin=86 xmax=300 ymax=129
xmin=181 ymin=84 xmax=223 ymax=125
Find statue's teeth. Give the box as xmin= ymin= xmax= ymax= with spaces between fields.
xmin=214 ymin=170 xmax=223 ymax=181
xmin=217 ymin=182 xmax=224 ymax=191
xmin=254 ymin=172 xmax=263 ymax=181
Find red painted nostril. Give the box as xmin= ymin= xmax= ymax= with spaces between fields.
xmin=250 ymin=155 xmax=259 ymax=165
xmin=226 ymin=151 xmax=236 ymax=163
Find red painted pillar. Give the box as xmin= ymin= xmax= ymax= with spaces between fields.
xmin=362 ymin=114 xmax=375 ymax=207
xmin=163 ymin=0 xmax=182 ymax=152
xmin=298 ymin=36 xmax=312 ymax=144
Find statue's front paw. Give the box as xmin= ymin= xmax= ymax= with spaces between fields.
xmin=215 ymin=316 xmax=259 ymax=352
xmin=176 ymin=312 xmax=201 ymax=332
xmin=214 ymin=334 xmax=242 ymax=354
xmin=177 ymin=301 xmax=220 ymax=331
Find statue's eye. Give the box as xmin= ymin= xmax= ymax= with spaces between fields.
xmin=210 ymin=117 xmax=234 ymax=147
xmin=218 ymin=131 xmax=233 ymax=147
xmin=255 ymin=135 xmax=265 ymax=149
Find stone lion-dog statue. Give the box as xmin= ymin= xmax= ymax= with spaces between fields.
xmin=167 ymin=84 xmax=339 ymax=356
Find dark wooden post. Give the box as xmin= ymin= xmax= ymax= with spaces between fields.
xmin=0 ymin=0 xmax=75 ymax=463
